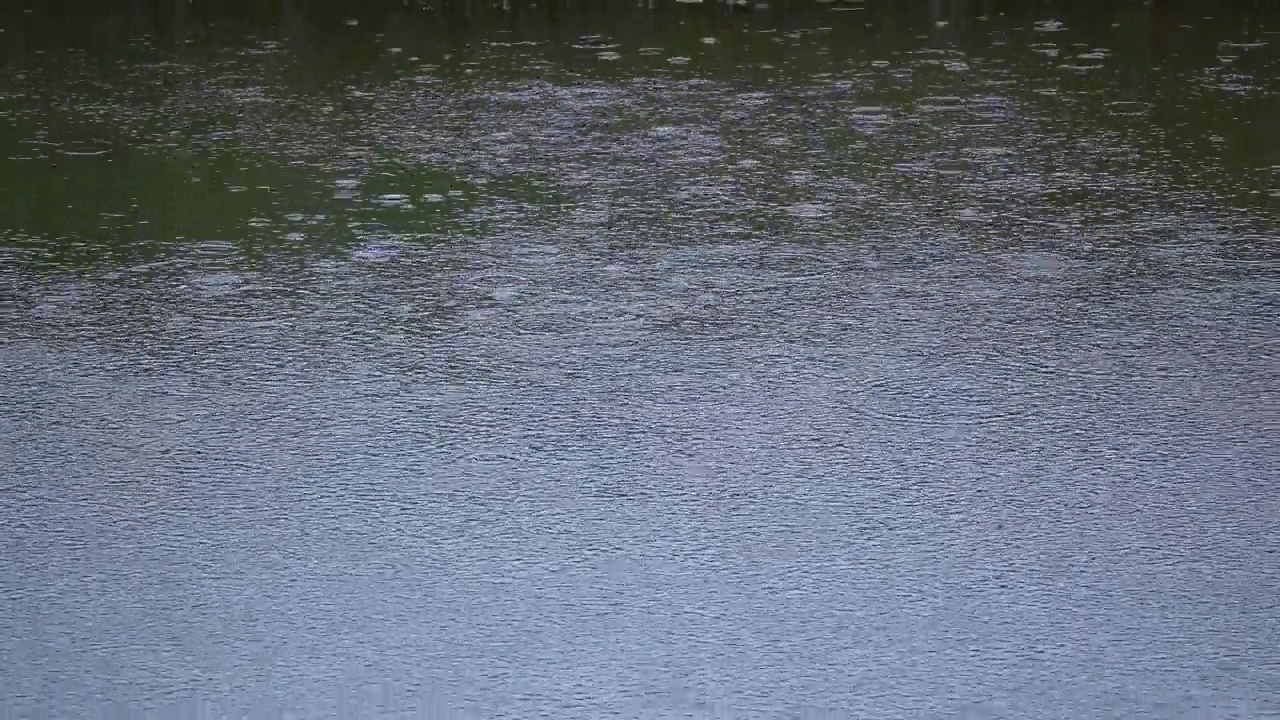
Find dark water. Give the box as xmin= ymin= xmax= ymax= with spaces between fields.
xmin=2 ymin=1 xmax=1278 ymax=718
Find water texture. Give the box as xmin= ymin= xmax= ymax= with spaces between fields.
xmin=1 ymin=1 xmax=1277 ymax=718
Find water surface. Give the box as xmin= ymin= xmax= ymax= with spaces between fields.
xmin=1 ymin=1 xmax=1278 ymax=718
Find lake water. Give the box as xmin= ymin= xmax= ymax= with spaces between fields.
xmin=1 ymin=1 xmax=1277 ymax=718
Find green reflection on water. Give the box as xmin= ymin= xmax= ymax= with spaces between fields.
xmin=0 ymin=0 xmax=1276 ymax=269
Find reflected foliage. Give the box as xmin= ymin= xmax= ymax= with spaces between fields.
xmin=0 ymin=0 xmax=1276 ymax=269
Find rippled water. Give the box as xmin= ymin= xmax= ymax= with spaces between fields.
xmin=1 ymin=1 xmax=1278 ymax=718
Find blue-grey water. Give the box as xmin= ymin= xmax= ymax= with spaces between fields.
xmin=1 ymin=1 xmax=1278 ymax=718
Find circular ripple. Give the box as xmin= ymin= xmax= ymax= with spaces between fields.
xmin=176 ymin=277 xmax=299 ymax=331
xmin=849 ymin=360 xmax=1048 ymax=427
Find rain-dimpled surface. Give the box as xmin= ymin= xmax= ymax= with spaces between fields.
xmin=1 ymin=1 xmax=1278 ymax=718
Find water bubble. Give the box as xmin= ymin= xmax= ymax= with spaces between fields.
xmin=1106 ymin=101 xmax=1147 ymax=116
xmin=574 ymin=35 xmax=619 ymax=50
xmin=58 ymin=141 xmax=111 ymax=157
xmin=189 ymin=271 xmax=243 ymax=298
xmin=786 ymin=202 xmax=828 ymax=219
xmin=350 ymin=243 xmax=400 ymax=262
xmin=916 ymin=96 xmax=966 ymax=112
